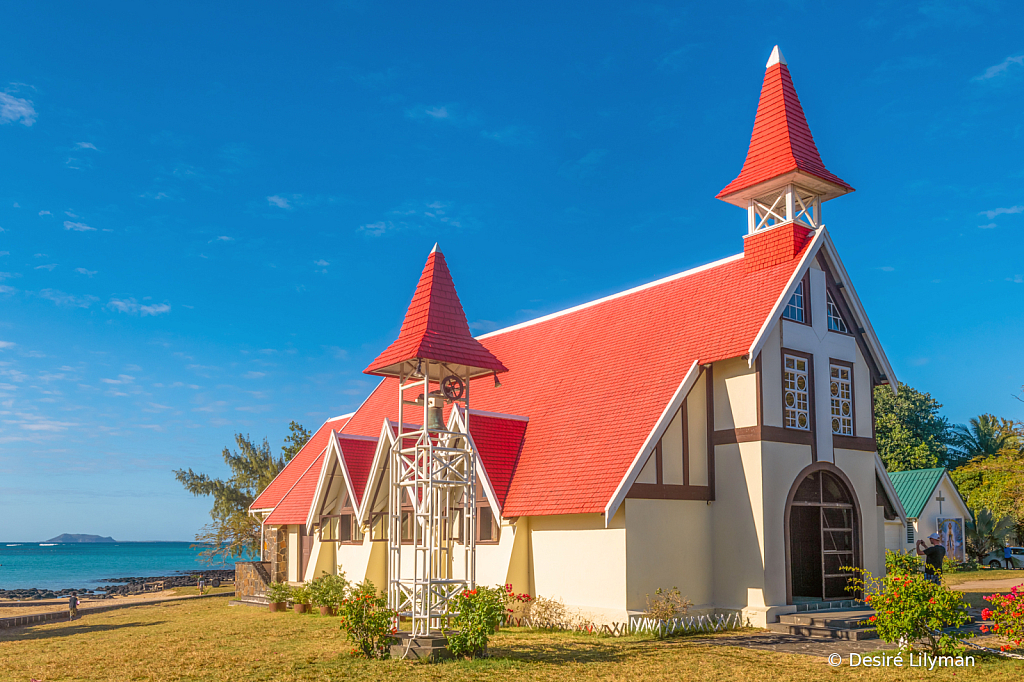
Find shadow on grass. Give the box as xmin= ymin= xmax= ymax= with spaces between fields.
xmin=0 ymin=619 xmax=166 ymax=642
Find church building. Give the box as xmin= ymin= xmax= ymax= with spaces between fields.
xmin=249 ymin=46 xmax=909 ymax=627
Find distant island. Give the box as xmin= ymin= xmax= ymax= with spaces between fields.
xmin=45 ymin=534 xmax=116 ymax=543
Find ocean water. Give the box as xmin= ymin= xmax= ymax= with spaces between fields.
xmin=0 ymin=542 xmax=253 ymax=591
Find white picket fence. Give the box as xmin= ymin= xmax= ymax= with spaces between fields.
xmin=502 ymin=612 xmax=744 ymax=638
xmin=629 ymin=612 xmax=745 ymax=637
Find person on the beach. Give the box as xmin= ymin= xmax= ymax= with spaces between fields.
xmin=69 ymin=592 xmax=80 ymax=621
xmin=916 ymin=533 xmax=946 ymax=584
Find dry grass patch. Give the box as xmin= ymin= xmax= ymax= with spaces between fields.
xmin=0 ymin=597 xmax=1020 ymax=681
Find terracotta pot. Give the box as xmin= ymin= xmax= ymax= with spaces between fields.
xmin=293 ymin=603 xmax=309 ymax=614
xmin=319 ymin=605 xmax=335 ymax=616
xmin=268 ymin=602 xmax=286 ymax=612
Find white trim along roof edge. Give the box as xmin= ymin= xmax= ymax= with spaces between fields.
xmin=603 ymin=360 xmax=701 ymax=527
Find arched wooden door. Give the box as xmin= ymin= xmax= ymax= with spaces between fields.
xmin=786 ymin=466 xmax=861 ymax=603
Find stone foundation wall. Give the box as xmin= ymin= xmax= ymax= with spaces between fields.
xmin=267 ymin=526 xmax=288 ymax=583
xmin=234 ymin=561 xmax=271 ymax=599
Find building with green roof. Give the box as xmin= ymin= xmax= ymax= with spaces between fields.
xmin=885 ymin=468 xmax=970 ymax=561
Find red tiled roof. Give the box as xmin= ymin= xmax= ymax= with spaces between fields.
xmin=364 ymin=247 xmax=507 ymax=378
xmin=717 ymin=57 xmax=852 ymax=201
xmin=465 ymin=411 xmax=528 ymax=510
xmin=265 ymin=452 xmax=324 ymax=525
xmin=337 ymin=435 xmax=378 ymax=509
xmin=249 ymin=415 xmax=348 ymax=511
xmin=342 ymin=245 xmax=811 ymax=517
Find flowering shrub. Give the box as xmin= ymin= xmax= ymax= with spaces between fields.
xmin=338 ymin=580 xmax=395 ymax=659
xmin=644 ymin=587 xmax=693 ymax=621
xmin=501 ymin=583 xmax=533 ymax=621
xmin=885 ymin=549 xmax=922 ymax=574
xmin=981 ymin=584 xmax=1024 ymax=652
xmin=310 ymin=572 xmax=348 ymax=609
xmin=447 ymin=586 xmax=507 ymax=658
xmin=845 ymin=563 xmax=972 ymax=655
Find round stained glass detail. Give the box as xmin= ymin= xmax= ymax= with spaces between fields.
xmin=832 ymin=417 xmax=841 ymax=432
xmin=831 ymin=382 xmax=839 ymax=396
xmin=786 ymin=392 xmax=795 ymax=407
xmin=842 ymin=403 xmax=851 ymax=416
xmin=798 ymin=414 xmax=808 ymax=428
xmin=797 ymin=376 xmax=806 ymax=390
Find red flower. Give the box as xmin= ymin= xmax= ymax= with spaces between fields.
xmin=869 ymin=615 xmax=876 ymax=622
xmin=981 ymin=608 xmax=992 ymax=620
xmin=980 ymin=625 xmax=988 ymax=633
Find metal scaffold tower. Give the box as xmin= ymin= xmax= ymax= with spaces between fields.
xmin=389 ymin=360 xmax=476 ymax=636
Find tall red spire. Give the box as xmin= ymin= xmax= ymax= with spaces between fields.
xmin=364 ymin=245 xmax=507 ymax=379
xmin=717 ymin=46 xmax=853 ymax=207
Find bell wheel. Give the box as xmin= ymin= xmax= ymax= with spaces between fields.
xmin=441 ymin=375 xmax=465 ymax=401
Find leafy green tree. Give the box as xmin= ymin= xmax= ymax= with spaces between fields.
xmin=952 ymin=414 xmax=1021 ymax=462
xmin=952 ymin=446 xmax=1024 ymax=546
xmin=174 ymin=421 xmax=312 ymax=561
xmin=964 ymin=508 xmax=1016 ymax=563
xmin=873 ymin=383 xmax=955 ymax=472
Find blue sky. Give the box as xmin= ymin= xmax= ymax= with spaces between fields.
xmin=1 ymin=2 xmax=1022 ymax=541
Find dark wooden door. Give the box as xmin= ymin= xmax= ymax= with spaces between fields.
xmin=300 ymin=530 xmax=313 ymax=580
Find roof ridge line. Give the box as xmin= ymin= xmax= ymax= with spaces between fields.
xmin=476 ymin=252 xmax=743 ymax=340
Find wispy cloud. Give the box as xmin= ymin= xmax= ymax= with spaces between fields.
xmin=209 ymin=236 xmax=233 ymax=243
xmin=34 ymin=264 xmax=58 ymax=271
xmin=267 ymin=195 xmax=291 ymax=209
xmin=979 ymin=205 xmax=1024 ymax=219
xmin=40 ymin=289 xmax=99 ymax=308
xmin=107 ymin=299 xmax=171 ymax=316
xmin=74 ymin=142 xmax=98 ymax=150
xmin=74 ymin=267 xmax=98 ymax=276
xmin=978 ymin=223 xmax=997 ymax=229
xmin=973 ymin=55 xmax=1024 ymax=81
xmin=243 ymin=371 xmax=266 ymax=379
xmin=100 ymin=374 xmax=135 ymax=385
xmin=38 ymin=210 xmax=51 ymax=216
xmin=0 ymin=341 xmax=15 ymax=350
xmin=63 ymin=221 xmax=96 ymax=232
xmin=0 ymin=91 xmax=36 ymax=126
xmin=558 ymin=149 xmax=609 ymax=182
xmin=480 ymin=126 xmax=533 ymax=146
xmin=358 ymin=221 xmax=393 ymax=236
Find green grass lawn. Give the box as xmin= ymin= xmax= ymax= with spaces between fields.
xmin=1 ymin=596 xmax=1021 ymax=681
xmin=945 ymin=568 xmax=1024 ymax=587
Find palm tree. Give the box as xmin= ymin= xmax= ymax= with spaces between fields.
xmin=951 ymin=414 xmax=1021 ymax=464
xmin=965 ymin=508 xmax=1015 ymax=563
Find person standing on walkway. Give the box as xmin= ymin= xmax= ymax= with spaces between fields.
xmin=916 ymin=533 xmax=946 ymax=584
xmin=1005 ymin=545 xmax=1014 ymax=570
xmin=69 ymin=593 xmax=80 ymax=621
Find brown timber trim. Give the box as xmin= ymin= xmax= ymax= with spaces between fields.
xmin=682 ymin=397 xmax=690 ymax=487
xmin=781 ymin=347 xmax=816 ymax=461
xmin=705 ymin=364 xmax=716 ymax=501
xmin=654 ymin=441 xmax=663 ymax=486
xmin=712 ymin=425 xmax=815 ymax=446
xmin=755 ymin=353 xmax=763 ymax=428
xmin=317 ymin=459 xmax=339 ymax=518
xmin=627 ymin=483 xmax=713 ymax=501
xmin=833 ymin=435 xmax=877 ymax=451
xmin=820 ymin=255 xmax=883 ymax=383
xmin=802 ymin=270 xmax=812 ymax=327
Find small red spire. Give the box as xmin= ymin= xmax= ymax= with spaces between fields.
xmin=364 ymin=246 xmax=507 ymax=379
xmin=717 ymin=46 xmax=853 ymax=206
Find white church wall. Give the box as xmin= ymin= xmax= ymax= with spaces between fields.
xmin=529 ymin=509 xmax=628 ymax=624
xmin=759 ymin=441 xmax=815 ymax=610
xmin=713 ymin=357 xmax=758 ymax=431
xmin=834 ymin=449 xmax=886 ymax=578
xmin=624 ymin=498 xmax=714 ymax=612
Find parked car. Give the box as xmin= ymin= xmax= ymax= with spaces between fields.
xmin=984 ymin=547 xmax=1024 ymax=569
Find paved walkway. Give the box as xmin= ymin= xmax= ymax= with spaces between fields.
xmin=952 ymin=577 xmax=1024 ymax=592
xmin=691 ymin=631 xmax=894 ymax=658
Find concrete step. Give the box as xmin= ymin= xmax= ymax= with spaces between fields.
xmin=779 ymin=609 xmax=873 ymax=629
xmin=766 ymin=621 xmax=878 ymax=640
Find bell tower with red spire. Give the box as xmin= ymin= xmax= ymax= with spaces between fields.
xmin=718 ymin=46 xmax=853 ymax=268
xmin=364 ymin=244 xmax=507 ymax=644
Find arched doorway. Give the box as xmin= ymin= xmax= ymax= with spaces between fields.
xmin=786 ymin=465 xmax=861 ymax=603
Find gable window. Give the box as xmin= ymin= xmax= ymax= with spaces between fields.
xmin=453 ymin=487 xmax=500 ymax=545
xmin=826 ymin=292 xmax=849 ymax=333
xmin=907 ymin=522 xmax=915 ymax=544
xmin=830 ymin=364 xmax=853 ymax=436
xmin=318 ymin=513 xmax=364 ymax=545
xmin=782 ymin=281 xmax=805 ymax=322
xmin=783 ymin=355 xmax=810 ymax=430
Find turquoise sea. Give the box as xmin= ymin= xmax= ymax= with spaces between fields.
xmin=0 ymin=542 xmax=253 ymax=591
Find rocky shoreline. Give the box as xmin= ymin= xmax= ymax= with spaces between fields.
xmin=0 ymin=569 xmax=235 ymax=601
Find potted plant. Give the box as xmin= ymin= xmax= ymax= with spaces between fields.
xmin=292 ymin=582 xmax=313 ymax=614
xmin=312 ymin=573 xmax=347 ymax=616
xmin=266 ymin=582 xmax=292 ymax=613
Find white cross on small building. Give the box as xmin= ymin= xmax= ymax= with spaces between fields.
xmin=936 ymin=492 xmax=945 ymax=515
